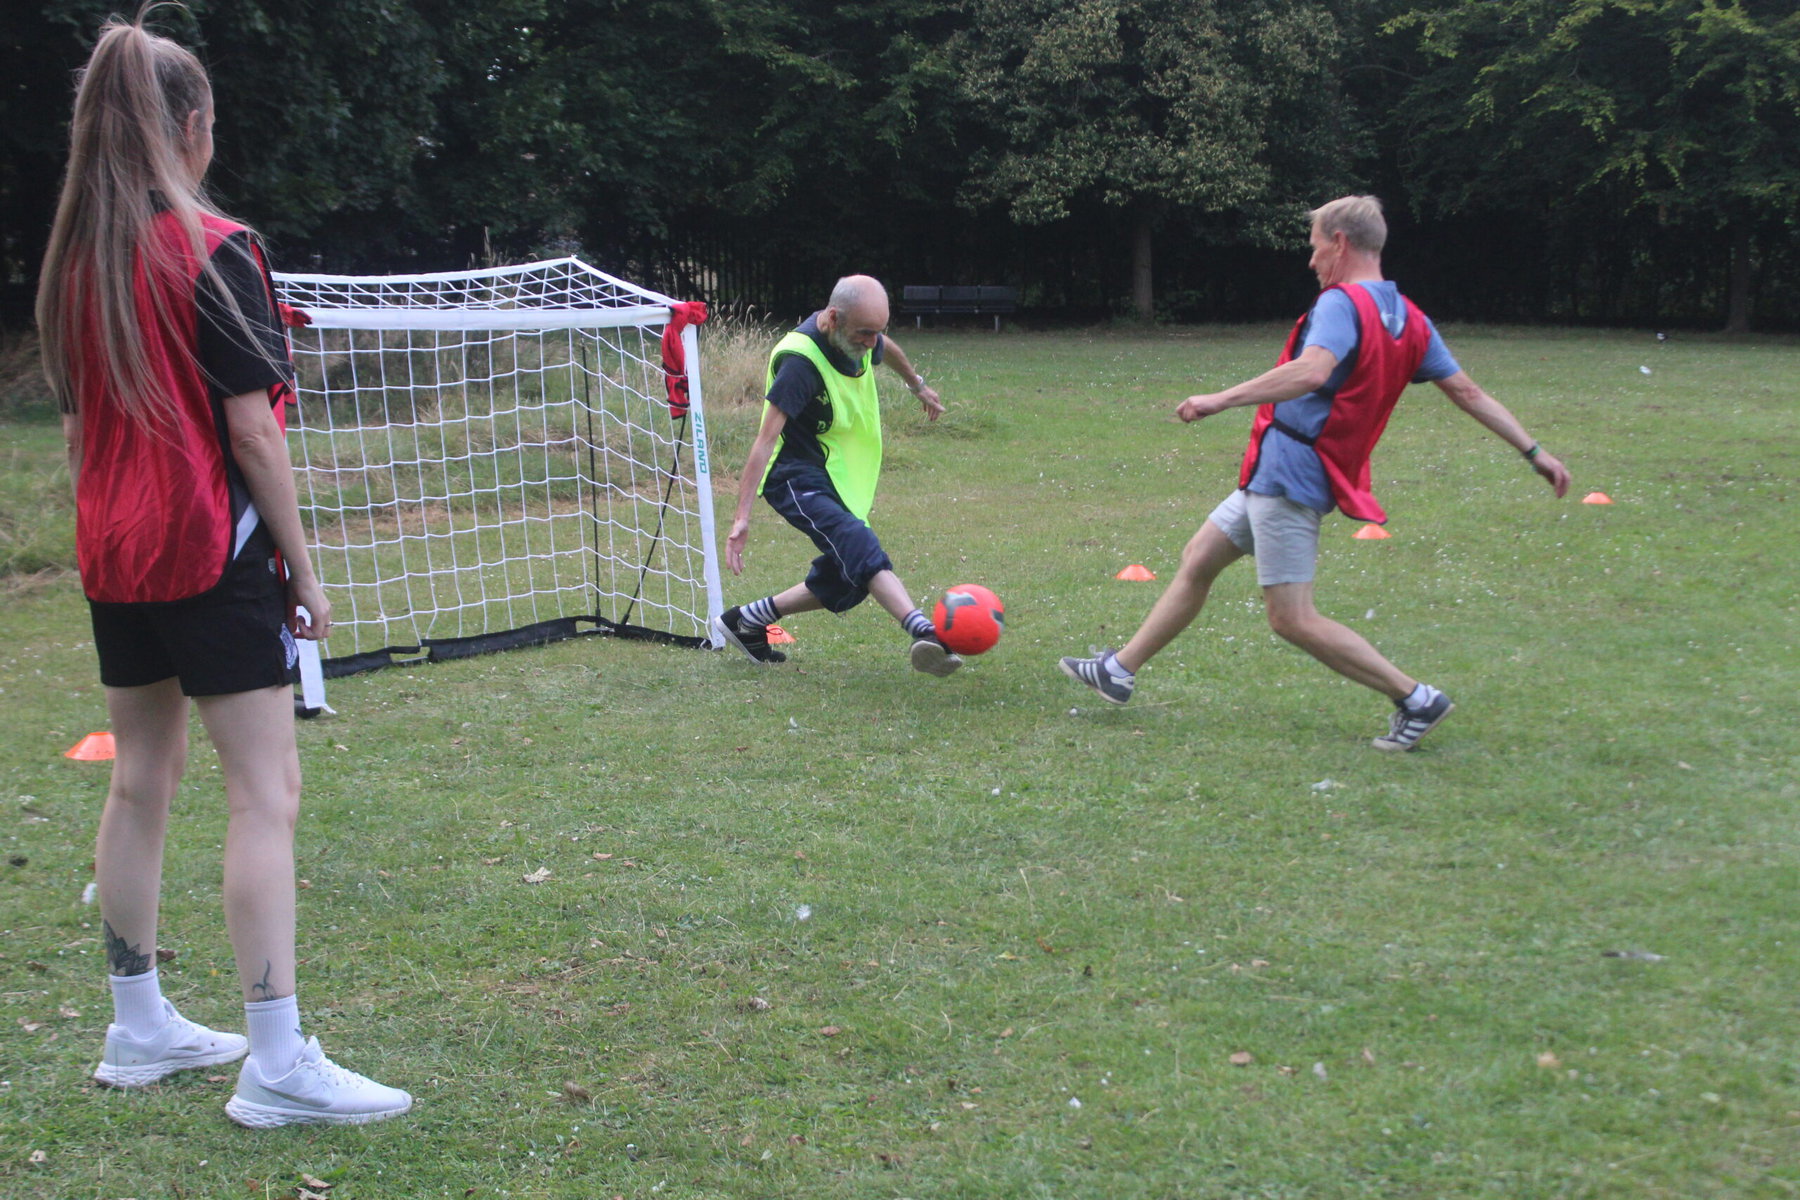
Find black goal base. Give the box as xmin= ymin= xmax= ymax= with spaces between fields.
xmin=318 ymin=615 xmax=712 ymax=679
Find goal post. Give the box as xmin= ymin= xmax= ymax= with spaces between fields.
xmin=271 ymin=258 xmax=724 ymax=699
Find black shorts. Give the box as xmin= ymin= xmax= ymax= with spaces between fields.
xmin=763 ymin=472 xmax=894 ymax=613
xmin=88 ymin=526 xmax=300 ymax=696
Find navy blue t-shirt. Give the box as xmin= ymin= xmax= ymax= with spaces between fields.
xmin=764 ymin=313 xmax=884 ymax=485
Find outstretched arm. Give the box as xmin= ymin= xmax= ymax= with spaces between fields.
xmin=726 ymin=405 xmax=789 ymax=575
xmin=879 ymin=335 xmax=943 ymax=420
xmin=1433 ymin=371 xmax=1570 ymax=497
xmin=1175 ymin=345 xmax=1339 ymax=422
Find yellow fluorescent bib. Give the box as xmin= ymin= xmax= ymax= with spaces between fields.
xmin=759 ymin=331 xmax=883 ymax=521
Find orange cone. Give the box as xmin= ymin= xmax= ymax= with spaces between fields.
xmin=765 ymin=623 xmax=796 ymax=644
xmin=1115 ymin=564 xmax=1157 ymax=581
xmin=1582 ymin=491 xmax=1613 ymax=505
xmin=64 ymin=732 xmax=115 ymax=761
xmin=1352 ymin=524 xmax=1391 ymax=540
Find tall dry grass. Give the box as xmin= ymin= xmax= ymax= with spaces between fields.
xmin=693 ymin=307 xmax=782 ymax=485
xmin=0 ymin=332 xmax=76 ymax=581
xmin=697 ymin=306 xmax=780 ymax=411
xmin=0 ymin=330 xmax=52 ymax=414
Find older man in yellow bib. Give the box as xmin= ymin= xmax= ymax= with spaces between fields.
xmin=716 ymin=275 xmax=959 ymax=675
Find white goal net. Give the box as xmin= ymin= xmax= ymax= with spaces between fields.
xmin=272 ymin=258 xmax=723 ymax=684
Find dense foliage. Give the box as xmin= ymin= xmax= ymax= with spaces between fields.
xmin=1385 ymin=0 xmax=1800 ymax=331
xmin=3 ymin=0 xmax=1796 ymax=326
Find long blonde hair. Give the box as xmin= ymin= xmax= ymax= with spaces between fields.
xmin=36 ymin=9 xmax=248 ymax=425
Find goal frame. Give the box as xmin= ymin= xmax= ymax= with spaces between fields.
xmin=272 ymin=257 xmax=725 ymax=704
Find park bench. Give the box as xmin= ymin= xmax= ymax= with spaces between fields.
xmin=901 ymin=284 xmax=1019 ymax=331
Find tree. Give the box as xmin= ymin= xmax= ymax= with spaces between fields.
xmin=679 ymin=0 xmax=975 ymax=297
xmin=196 ymin=0 xmax=448 ymax=267
xmin=1387 ymin=0 xmax=1800 ymax=330
xmin=955 ymin=0 xmax=1353 ymax=319
xmin=0 ymin=1 xmax=134 ymax=325
xmin=407 ymin=0 xmax=587 ymax=265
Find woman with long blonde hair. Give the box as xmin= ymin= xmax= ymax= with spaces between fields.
xmin=38 ymin=10 xmax=409 ymax=1127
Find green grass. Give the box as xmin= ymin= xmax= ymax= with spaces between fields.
xmin=0 ymin=417 xmax=72 ymax=581
xmin=3 ymin=325 xmax=1797 ymax=1198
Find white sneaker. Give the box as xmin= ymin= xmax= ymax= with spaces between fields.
xmin=225 ymin=1037 xmax=412 ymax=1128
xmin=93 ymin=1000 xmax=248 ymax=1088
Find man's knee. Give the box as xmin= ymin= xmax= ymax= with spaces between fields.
xmin=1262 ymin=587 xmax=1322 ymax=645
xmin=1177 ymin=523 xmax=1237 ymax=584
xmin=803 ymin=558 xmax=880 ymax=613
xmin=825 ymin=546 xmax=891 ymax=612
xmin=1266 ymin=607 xmax=1312 ymax=645
xmin=808 ymin=580 xmax=867 ymax=614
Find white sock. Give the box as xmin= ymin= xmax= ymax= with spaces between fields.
xmin=109 ymin=969 xmax=167 ymax=1038
xmin=1403 ymin=682 xmax=1440 ymax=711
xmin=244 ymin=994 xmax=306 ymax=1073
xmin=1103 ymin=652 xmax=1135 ymax=680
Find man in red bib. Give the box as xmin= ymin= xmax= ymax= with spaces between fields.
xmin=1060 ymin=196 xmax=1570 ymax=750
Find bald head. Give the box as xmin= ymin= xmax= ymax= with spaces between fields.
xmin=819 ymin=274 xmax=890 ymax=360
xmin=828 ymin=274 xmax=886 ymax=314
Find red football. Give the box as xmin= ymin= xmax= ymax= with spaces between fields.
xmin=932 ymin=584 xmax=1005 ymax=655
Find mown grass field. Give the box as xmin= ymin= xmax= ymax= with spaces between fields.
xmin=2 ymin=323 xmax=1796 ymax=1198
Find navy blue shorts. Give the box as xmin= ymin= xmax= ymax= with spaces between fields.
xmin=763 ymin=474 xmax=893 ymax=613
xmin=88 ymin=525 xmax=300 ymax=696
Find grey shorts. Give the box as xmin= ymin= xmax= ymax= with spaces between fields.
xmin=1207 ymin=489 xmax=1323 ymax=586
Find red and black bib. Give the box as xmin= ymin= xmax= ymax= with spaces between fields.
xmin=73 ymin=212 xmax=289 ymax=603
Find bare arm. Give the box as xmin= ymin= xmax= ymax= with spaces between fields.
xmin=878 ymin=335 xmax=944 ymax=420
xmin=1432 ymin=370 xmax=1570 ymax=497
xmin=222 ymin=389 xmax=332 ymax=638
xmin=1175 ymin=345 xmax=1339 ymax=422
xmin=62 ymin=412 xmax=81 ymax=492
xmin=726 ymin=405 xmax=789 ymax=576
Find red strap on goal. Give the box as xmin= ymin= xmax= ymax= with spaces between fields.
xmin=661 ymin=301 xmax=709 ymax=417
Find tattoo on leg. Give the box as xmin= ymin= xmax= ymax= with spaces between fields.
xmin=103 ymin=920 xmax=153 ymax=977
xmin=251 ymin=960 xmax=277 ymax=1002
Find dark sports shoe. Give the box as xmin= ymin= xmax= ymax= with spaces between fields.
xmin=714 ymin=607 xmax=787 ymax=664
xmin=910 ymin=636 xmax=963 ymax=677
xmin=1372 ymin=690 xmax=1455 ymax=751
xmin=1059 ymin=651 xmax=1134 ymax=705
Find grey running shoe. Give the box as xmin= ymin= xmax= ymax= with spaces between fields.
xmin=1059 ymin=651 xmax=1134 ymax=705
xmin=910 ymin=636 xmax=963 ymax=677
xmin=1372 ymin=690 xmax=1455 ymax=751
xmin=714 ymin=606 xmax=787 ymax=664
xmin=93 ymin=1000 xmax=248 ymax=1088
xmin=225 ymin=1037 xmax=412 ymax=1128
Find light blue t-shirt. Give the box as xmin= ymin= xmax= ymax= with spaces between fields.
xmin=1247 ymin=282 xmax=1460 ymax=514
